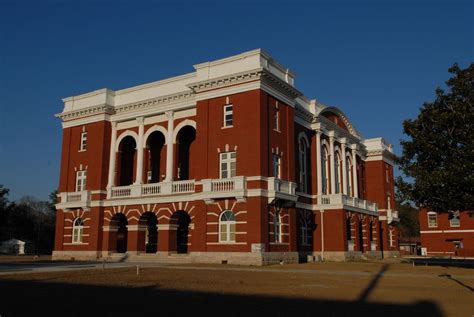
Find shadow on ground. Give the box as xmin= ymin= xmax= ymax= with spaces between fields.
xmin=0 ymin=267 xmax=444 ymax=317
xmin=406 ymin=257 xmax=474 ymax=268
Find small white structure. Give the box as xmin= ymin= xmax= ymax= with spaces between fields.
xmin=0 ymin=239 xmax=26 ymax=255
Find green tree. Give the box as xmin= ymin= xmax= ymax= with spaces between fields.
xmin=396 ymin=63 xmax=474 ymax=213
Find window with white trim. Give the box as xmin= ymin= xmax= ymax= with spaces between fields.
xmin=223 ymin=104 xmax=233 ymax=127
xmin=220 ymin=152 xmax=236 ymax=178
xmin=334 ymin=151 xmax=341 ymax=193
xmin=346 ymin=156 xmax=352 ymax=195
xmin=72 ymin=218 xmax=84 ymax=244
xmin=75 ymin=170 xmax=87 ymax=192
xmin=300 ymin=218 xmax=311 ymax=245
xmin=321 ymin=146 xmax=329 ymax=194
xmin=272 ymin=154 xmax=281 ymax=179
xmin=274 ymin=105 xmax=280 ymax=131
xmin=389 ymin=228 xmax=395 ymax=247
xmin=274 ymin=211 xmax=282 ymax=243
xmin=298 ymin=139 xmax=308 ymax=193
xmin=219 ymin=210 xmax=236 ymax=243
xmin=79 ymin=131 xmax=87 ymax=151
xmin=449 ymin=213 xmax=460 ymax=227
xmin=427 ymin=212 xmax=438 ymax=228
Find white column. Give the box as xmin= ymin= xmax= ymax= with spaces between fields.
xmin=341 ymin=139 xmax=347 ymax=195
xmin=107 ymin=121 xmax=117 ymax=189
xmin=351 ymin=144 xmax=359 ymax=198
xmin=165 ymin=111 xmax=174 ymax=182
xmin=135 ymin=117 xmax=145 ymax=184
xmin=329 ymin=135 xmax=336 ymax=194
xmin=316 ymin=131 xmax=322 ymax=196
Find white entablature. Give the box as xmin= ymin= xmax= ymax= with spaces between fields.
xmin=57 ymin=49 xmax=296 ymax=115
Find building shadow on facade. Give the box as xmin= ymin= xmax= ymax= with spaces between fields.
xmin=0 ymin=274 xmax=444 ymax=316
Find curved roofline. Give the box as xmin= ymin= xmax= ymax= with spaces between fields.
xmin=316 ymin=106 xmax=362 ymax=139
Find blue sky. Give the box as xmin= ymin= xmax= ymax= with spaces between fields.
xmin=1 ymin=0 xmax=473 ymax=201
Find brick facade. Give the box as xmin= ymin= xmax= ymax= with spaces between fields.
xmin=53 ymin=49 xmax=400 ymax=264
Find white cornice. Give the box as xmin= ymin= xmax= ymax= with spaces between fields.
xmin=61 ymin=113 xmax=111 ymax=129
xmin=56 ymin=104 xmax=114 ymax=121
xmin=114 ymin=90 xmax=194 ymax=114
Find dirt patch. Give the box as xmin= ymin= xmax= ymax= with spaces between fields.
xmin=0 ymin=261 xmax=472 ymax=316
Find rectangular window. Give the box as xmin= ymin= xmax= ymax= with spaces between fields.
xmin=450 ymin=215 xmax=460 ymax=227
xmin=220 ymin=152 xmax=236 ymax=178
xmin=79 ymin=132 xmax=87 ymax=151
xmin=76 ymin=170 xmax=87 ymax=192
xmin=223 ymin=104 xmax=233 ymax=127
xmin=427 ymin=212 xmax=438 ymax=228
xmin=274 ymin=107 xmax=280 ymax=131
xmin=272 ymin=154 xmax=281 ymax=179
xmin=274 ymin=212 xmax=281 ymax=243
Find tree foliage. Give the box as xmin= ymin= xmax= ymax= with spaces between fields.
xmin=396 ymin=63 xmax=474 ymax=212
xmin=396 ymin=199 xmax=420 ymax=239
xmin=0 ymin=186 xmax=57 ymax=254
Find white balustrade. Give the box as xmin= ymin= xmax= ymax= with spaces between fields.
xmin=66 ymin=193 xmax=82 ymax=202
xmin=142 ymin=183 xmax=162 ymax=196
xmin=172 ymin=180 xmax=195 ymax=193
xmin=111 ymin=186 xmax=132 ymax=198
xmin=318 ymin=193 xmax=378 ymax=212
xmin=211 ymin=179 xmax=235 ymax=191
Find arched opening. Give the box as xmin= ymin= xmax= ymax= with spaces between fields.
xmin=118 ymin=136 xmax=136 ymax=186
xmin=171 ymin=211 xmax=191 ymax=253
xmin=111 ymin=213 xmax=128 ymax=253
xmin=176 ymin=126 xmax=196 ymax=180
xmin=139 ymin=212 xmax=158 ymax=253
xmin=146 ymin=131 xmax=166 ymax=183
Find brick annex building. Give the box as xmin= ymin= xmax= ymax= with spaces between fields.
xmin=53 ymin=49 xmax=400 ymax=264
xmin=419 ymin=209 xmax=474 ymax=257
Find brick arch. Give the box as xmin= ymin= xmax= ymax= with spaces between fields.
xmin=172 ymin=119 xmax=196 ymax=144
xmin=115 ymin=130 xmax=139 ymax=152
xmin=144 ymin=125 xmax=168 ymax=146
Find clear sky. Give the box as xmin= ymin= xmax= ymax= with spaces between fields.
xmin=1 ymin=0 xmax=472 ymax=201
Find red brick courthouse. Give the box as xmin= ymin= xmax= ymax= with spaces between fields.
xmin=53 ymin=49 xmax=400 ymax=264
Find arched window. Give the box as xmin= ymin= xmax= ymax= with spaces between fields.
xmin=298 ymin=137 xmax=308 ymax=193
xmin=274 ymin=211 xmax=282 ymax=243
xmin=72 ymin=218 xmax=84 ymax=244
xmin=346 ymin=156 xmax=352 ymax=196
xmin=321 ymin=145 xmax=330 ymax=194
xmin=219 ymin=210 xmax=236 ymax=243
xmin=334 ymin=150 xmax=342 ymax=193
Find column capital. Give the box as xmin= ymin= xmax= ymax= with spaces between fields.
xmin=340 ymin=137 xmax=348 ymax=145
xmin=111 ymin=121 xmax=117 ymax=129
xmin=350 ymin=143 xmax=358 ymax=150
xmin=165 ymin=111 xmax=174 ymax=120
